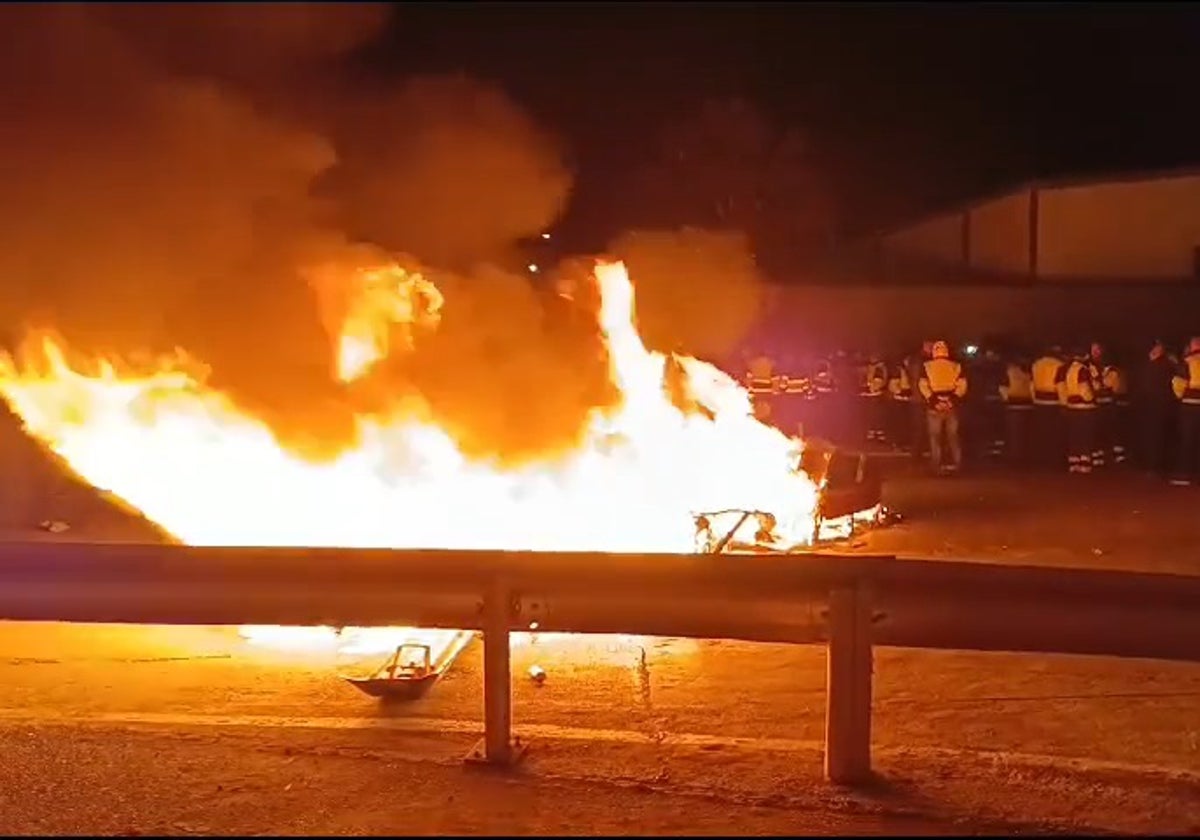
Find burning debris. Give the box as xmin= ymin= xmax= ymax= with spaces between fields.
xmin=0 ymin=259 xmax=884 ymax=674
xmin=0 ymin=261 xmax=829 ymax=552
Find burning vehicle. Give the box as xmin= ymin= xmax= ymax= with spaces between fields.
xmin=0 ymin=259 xmax=883 ymax=694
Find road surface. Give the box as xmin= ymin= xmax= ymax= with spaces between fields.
xmin=1 ymin=453 xmax=1199 ymax=834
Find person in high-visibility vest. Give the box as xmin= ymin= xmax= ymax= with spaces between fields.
xmin=810 ymin=355 xmax=836 ymax=441
xmin=1169 ymin=336 xmax=1200 ymax=486
xmin=1056 ymin=346 xmax=1097 ymax=474
xmin=861 ymin=352 xmax=889 ymax=444
xmin=797 ymin=355 xmax=821 ymax=439
xmin=1030 ymin=345 xmax=1066 ymax=469
xmin=972 ymin=345 xmax=1007 ymax=462
xmin=998 ymin=352 xmax=1034 ymax=466
xmin=745 ymin=350 xmax=777 ymax=424
xmin=1088 ymin=342 xmax=1114 ymax=469
xmin=775 ymin=353 xmax=809 ymax=439
xmin=1104 ymin=355 xmax=1129 ymax=466
xmin=918 ymin=340 xmax=968 ymax=474
xmin=887 ymin=357 xmax=913 ymax=452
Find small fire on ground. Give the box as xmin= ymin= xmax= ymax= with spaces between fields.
xmin=0 ymin=259 xmax=874 ymax=668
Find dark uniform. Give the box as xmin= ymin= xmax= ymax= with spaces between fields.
xmin=830 ymin=351 xmax=857 ymax=447
xmin=1088 ymin=343 xmax=1113 ymax=469
xmin=1107 ymin=359 xmax=1129 ymax=466
xmin=972 ymin=348 xmax=1007 ymax=461
xmin=1133 ymin=340 xmax=1178 ymax=475
xmin=1170 ymin=338 xmax=1200 ymax=486
xmin=906 ymin=342 xmax=933 ymax=463
xmin=777 ymin=356 xmax=811 ymax=439
xmin=1031 ymin=348 xmax=1066 ymax=469
xmin=887 ymin=359 xmax=914 ymax=452
xmin=861 ymin=355 xmax=889 ymax=443
xmin=999 ymin=356 xmax=1034 ymax=466
xmin=810 ymin=356 xmax=836 ymax=441
xmin=1057 ymin=349 xmax=1097 ymax=474
xmin=745 ymin=352 xmax=777 ymax=425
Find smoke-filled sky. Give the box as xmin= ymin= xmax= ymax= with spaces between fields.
xmin=0 ymin=3 xmax=763 ymax=462
xmin=0 ymin=5 xmax=568 ymax=452
xmin=372 ymin=2 xmax=1200 ymax=241
xmin=4 ymin=2 xmax=1197 ymax=459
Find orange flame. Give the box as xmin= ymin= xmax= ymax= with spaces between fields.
xmin=0 ymin=260 xmax=823 ymax=658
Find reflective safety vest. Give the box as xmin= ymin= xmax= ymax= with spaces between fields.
xmin=1090 ymin=361 xmax=1114 ymax=405
xmin=1057 ymin=360 xmax=1096 ymax=409
xmin=745 ymin=355 xmax=776 ymax=395
xmin=1031 ymin=355 xmax=1064 ymax=405
xmin=785 ymin=375 xmax=812 ymax=396
xmin=999 ymin=363 xmax=1033 ymax=408
xmin=1172 ymin=353 xmax=1200 ymax=404
xmin=860 ymin=361 xmax=887 ymax=397
xmin=888 ymin=365 xmax=912 ymax=401
xmin=919 ymin=358 xmax=967 ymax=410
xmin=1103 ymin=364 xmax=1127 ymax=406
xmin=813 ymin=362 xmax=835 ymax=395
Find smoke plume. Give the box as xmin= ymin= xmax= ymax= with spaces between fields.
xmin=395 ymin=264 xmax=615 ymax=462
xmin=607 ymin=228 xmax=765 ymax=361
xmin=0 ymin=4 xmax=593 ymax=458
xmin=320 ymin=74 xmax=573 ymax=270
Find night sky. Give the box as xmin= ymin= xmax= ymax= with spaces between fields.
xmin=363 ymin=2 xmax=1200 ymax=242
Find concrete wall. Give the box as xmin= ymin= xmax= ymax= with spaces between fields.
xmin=967 ymin=189 xmax=1030 ymax=275
xmin=1037 ymin=175 xmax=1200 ymax=279
xmin=873 ymin=173 xmax=1200 ymax=281
xmin=878 ymin=211 xmax=962 ymax=264
xmin=759 ymin=280 xmax=1200 ymax=356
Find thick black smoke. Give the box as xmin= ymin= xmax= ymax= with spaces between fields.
xmin=608 ymin=228 xmax=765 ymax=361
xmin=320 ymin=74 xmax=574 ymax=271
xmin=0 ymin=4 xmax=596 ymax=459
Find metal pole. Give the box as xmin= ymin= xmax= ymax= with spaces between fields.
xmin=468 ymin=576 xmax=523 ymax=766
xmin=824 ymin=586 xmax=873 ymax=785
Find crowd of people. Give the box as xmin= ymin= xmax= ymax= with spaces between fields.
xmin=739 ymin=336 xmax=1200 ymax=485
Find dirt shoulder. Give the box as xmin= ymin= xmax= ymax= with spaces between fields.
xmin=5 ymin=720 xmax=1196 ymax=836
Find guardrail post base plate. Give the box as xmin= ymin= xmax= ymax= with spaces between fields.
xmin=465 ymin=736 xmax=527 ymax=768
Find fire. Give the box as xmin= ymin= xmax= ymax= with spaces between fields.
xmin=0 ymin=260 xmax=826 ymax=660
xmin=308 ymin=262 xmax=444 ymax=383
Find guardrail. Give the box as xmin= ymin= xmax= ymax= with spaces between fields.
xmin=1 ymin=541 xmax=1198 ymax=784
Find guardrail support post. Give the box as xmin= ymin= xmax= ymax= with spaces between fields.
xmin=824 ymin=585 xmax=873 ymax=785
xmin=467 ymin=577 xmax=524 ymax=767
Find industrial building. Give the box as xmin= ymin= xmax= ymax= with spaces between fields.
xmin=866 ymin=167 xmax=1200 ymax=282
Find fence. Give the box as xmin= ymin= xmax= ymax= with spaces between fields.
xmin=1 ymin=541 xmax=1198 ymax=784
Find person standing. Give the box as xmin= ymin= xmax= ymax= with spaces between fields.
xmin=906 ymin=341 xmax=933 ymax=464
xmin=746 ymin=349 xmax=777 ymax=425
xmin=1133 ymin=339 xmax=1178 ymax=476
xmin=919 ymin=340 xmax=968 ymax=475
xmin=1031 ymin=345 xmax=1066 ymax=469
xmin=999 ymin=352 xmax=1034 ymax=467
xmin=1104 ymin=354 xmax=1130 ymax=466
xmin=1088 ymin=342 xmax=1114 ymax=470
xmin=974 ymin=345 xmax=1007 ymax=462
xmin=810 ymin=354 xmax=836 ymax=441
xmin=861 ymin=352 xmax=889 ymax=444
xmin=1057 ymin=346 xmax=1097 ymax=474
xmin=1170 ymin=336 xmax=1200 ymax=486
xmin=887 ymin=356 xmax=913 ymax=452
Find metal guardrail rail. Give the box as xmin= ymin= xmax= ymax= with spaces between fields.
xmin=0 ymin=541 xmax=1198 ymax=784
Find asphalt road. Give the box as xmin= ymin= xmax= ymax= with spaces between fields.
xmin=1 ymin=461 xmax=1200 ymax=834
